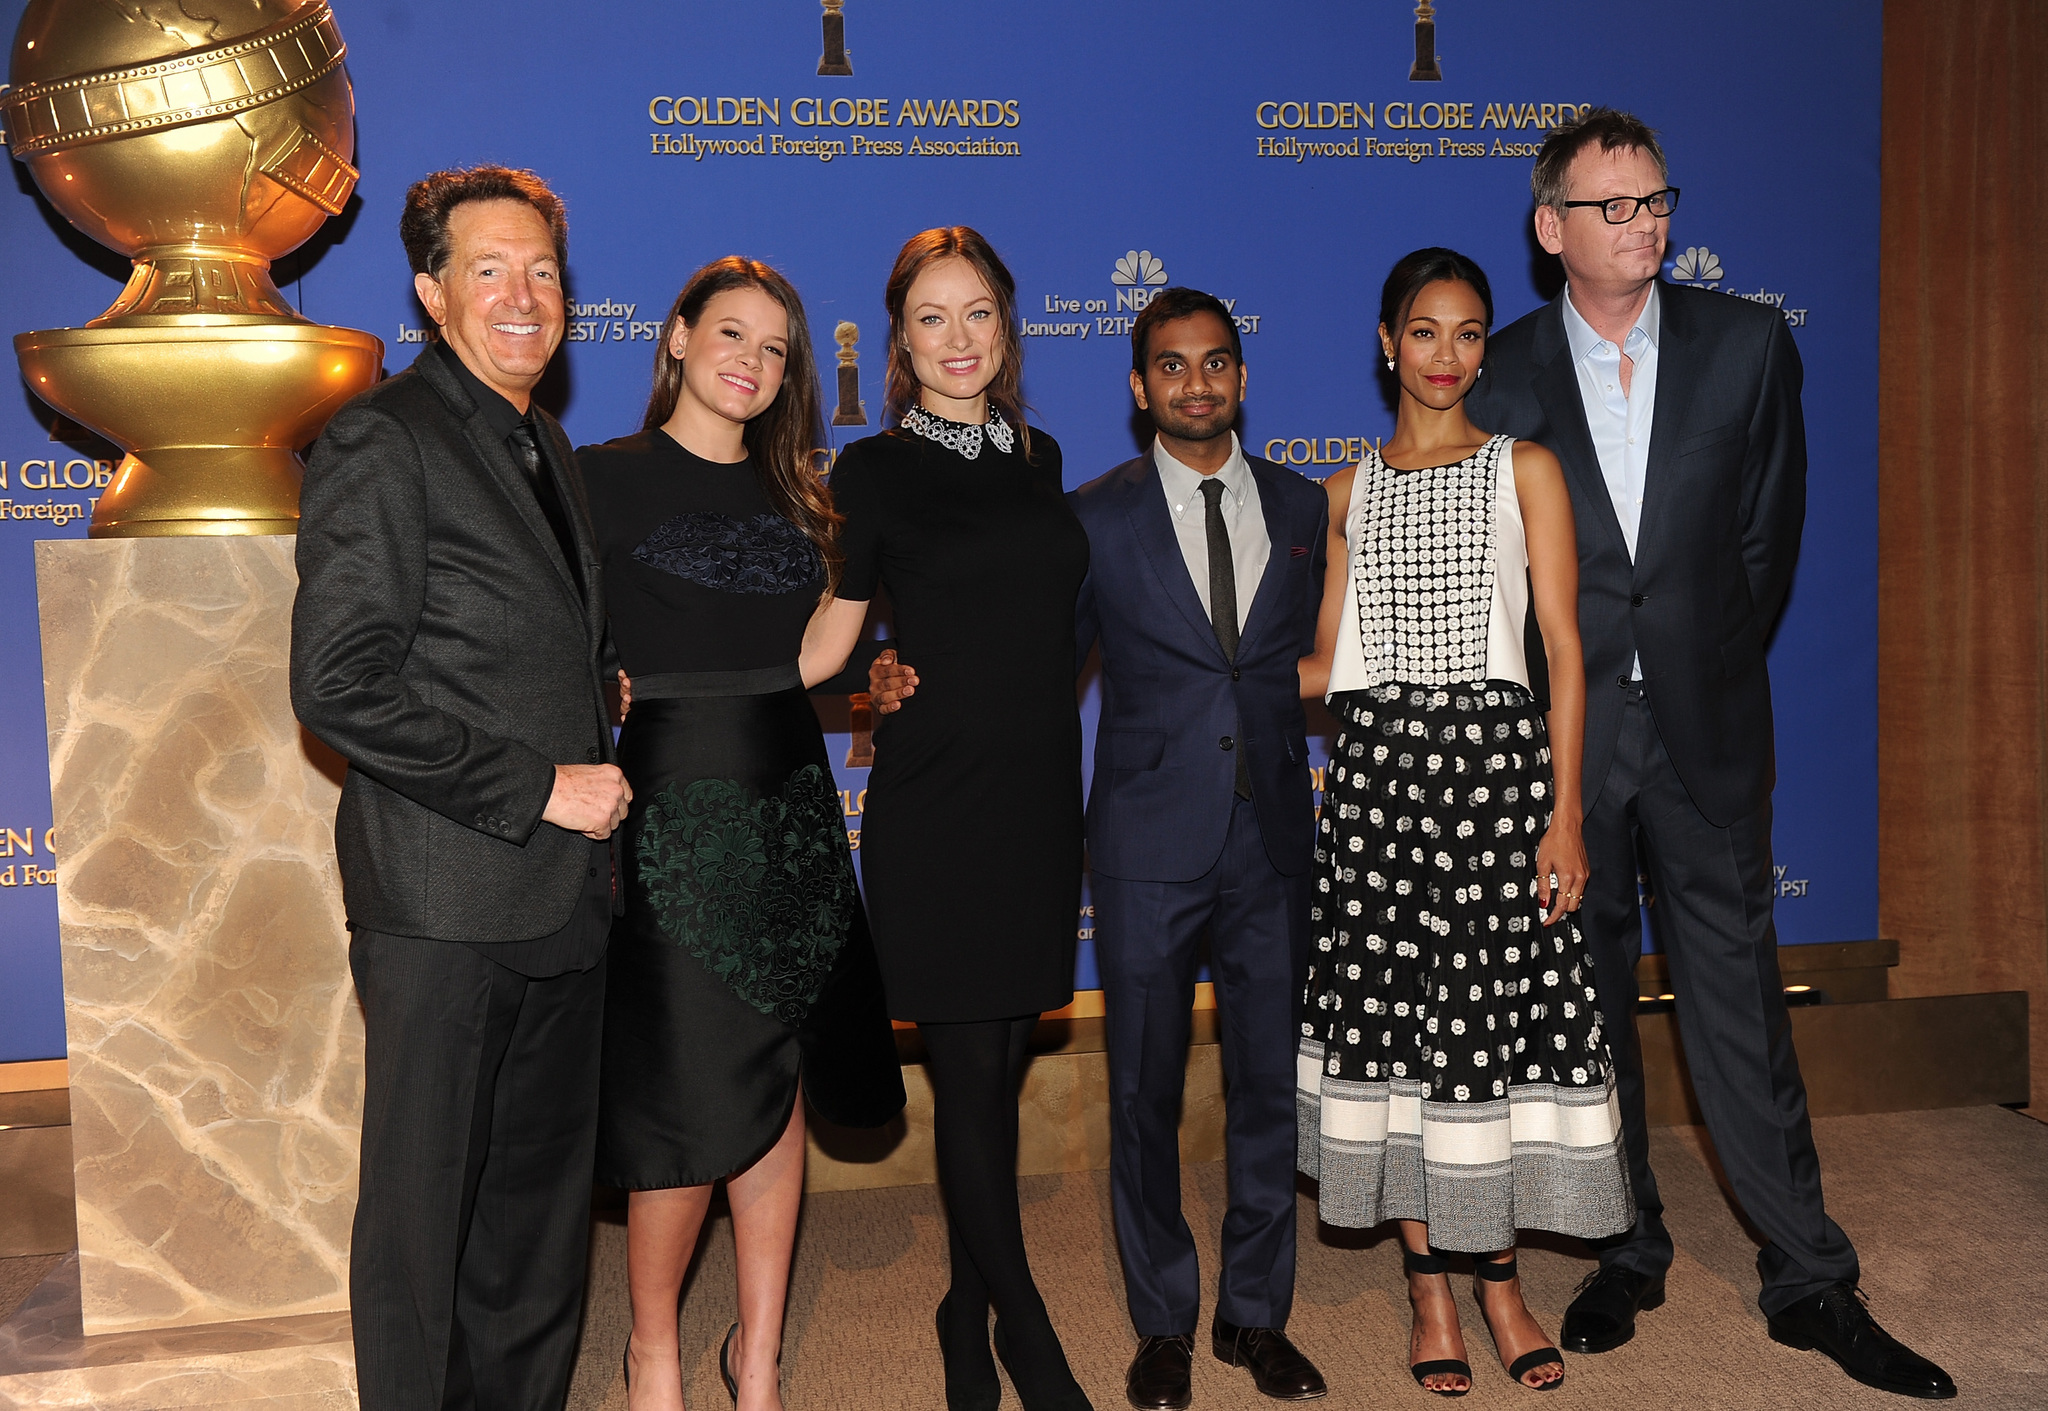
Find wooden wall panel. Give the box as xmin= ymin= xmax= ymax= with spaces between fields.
xmin=1877 ymin=0 xmax=2048 ymax=1112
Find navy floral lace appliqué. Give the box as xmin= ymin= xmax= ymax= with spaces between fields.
xmin=632 ymin=512 xmax=821 ymax=595
xmin=634 ymin=763 xmax=855 ymax=1025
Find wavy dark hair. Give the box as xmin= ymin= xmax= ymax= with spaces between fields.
xmin=882 ymin=226 xmax=1032 ymax=459
xmin=1379 ymin=247 xmax=1495 ymax=345
xmin=399 ymin=165 xmax=567 ymax=279
xmin=643 ymin=257 xmax=840 ymax=590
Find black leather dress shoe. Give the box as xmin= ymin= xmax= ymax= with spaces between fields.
xmin=1212 ymin=1318 xmax=1327 ymax=1401
xmin=1559 ymin=1266 xmax=1666 ymax=1354
xmin=1126 ymin=1335 xmax=1193 ymax=1410
xmin=1766 ymin=1284 xmax=1956 ymax=1400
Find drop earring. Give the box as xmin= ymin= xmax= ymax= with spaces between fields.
xmin=1385 ymin=358 xmax=1394 ymax=371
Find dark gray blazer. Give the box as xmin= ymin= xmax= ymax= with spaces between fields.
xmin=291 ymin=347 xmax=616 ymax=944
xmin=1465 ymin=281 xmax=1806 ymax=828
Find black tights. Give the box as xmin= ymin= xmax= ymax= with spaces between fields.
xmin=921 ymin=1016 xmax=1082 ymax=1400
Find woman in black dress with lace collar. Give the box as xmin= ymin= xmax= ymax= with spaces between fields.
xmin=817 ymin=229 xmax=1093 ymax=1411
xmin=582 ymin=258 xmax=901 ymax=1411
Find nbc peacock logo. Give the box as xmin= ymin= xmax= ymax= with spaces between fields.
xmin=1667 ymin=245 xmax=1808 ymax=327
xmin=1110 ymin=249 xmax=1168 ymax=311
xmin=1669 ymin=246 xmax=1724 ymax=286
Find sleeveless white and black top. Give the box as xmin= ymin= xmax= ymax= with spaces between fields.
xmin=1327 ymin=433 xmax=1530 ymax=694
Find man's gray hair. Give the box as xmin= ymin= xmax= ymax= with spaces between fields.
xmin=1531 ymin=108 xmax=1669 ymax=211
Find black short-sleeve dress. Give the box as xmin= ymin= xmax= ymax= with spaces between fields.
xmin=582 ymin=429 xmax=903 ymax=1190
xmin=831 ymin=411 xmax=1090 ymax=1022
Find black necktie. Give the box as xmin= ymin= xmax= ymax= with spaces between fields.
xmin=507 ymin=420 xmax=584 ymax=601
xmin=1200 ymin=477 xmax=1252 ymax=799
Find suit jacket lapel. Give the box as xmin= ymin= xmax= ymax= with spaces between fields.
xmin=461 ymin=413 xmax=585 ymax=611
xmin=534 ymin=409 xmax=605 ymax=640
xmin=1234 ymin=458 xmax=1293 ymax=653
xmin=417 ymin=350 xmax=586 ymax=615
xmin=1117 ymin=459 xmax=1229 ymax=663
xmin=1632 ymin=287 xmax=1701 ymax=570
xmin=1531 ymin=295 xmax=1634 ymax=565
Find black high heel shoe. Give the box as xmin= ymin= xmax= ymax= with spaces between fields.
xmin=719 ymin=1323 xmax=739 ymax=1404
xmin=1472 ymin=1257 xmax=1564 ymax=1391
xmin=937 ymin=1296 xmax=1001 ymax=1411
xmin=1403 ymin=1249 xmax=1472 ymax=1397
xmin=992 ymin=1317 xmax=1094 ymax=1411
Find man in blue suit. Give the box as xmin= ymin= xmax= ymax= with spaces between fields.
xmin=876 ymin=289 xmax=1329 ymax=1407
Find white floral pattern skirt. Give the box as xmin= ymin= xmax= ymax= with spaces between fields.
xmin=1296 ymin=681 xmax=1635 ymax=1251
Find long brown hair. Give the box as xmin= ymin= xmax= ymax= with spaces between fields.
xmin=882 ymin=226 xmax=1032 ymax=459
xmin=643 ymin=257 xmax=841 ymax=590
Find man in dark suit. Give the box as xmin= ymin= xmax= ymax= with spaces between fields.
xmin=876 ymin=289 xmax=1328 ymax=1407
xmin=1466 ymin=110 xmax=1953 ymax=1400
xmin=291 ymin=166 xmax=630 ymax=1411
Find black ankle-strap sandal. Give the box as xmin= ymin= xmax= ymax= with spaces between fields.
xmin=1472 ymin=1257 xmax=1565 ymax=1391
xmin=1402 ymin=1249 xmax=1471 ymax=1397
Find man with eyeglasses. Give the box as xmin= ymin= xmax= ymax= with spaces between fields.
xmin=1466 ymin=108 xmax=1954 ymax=1400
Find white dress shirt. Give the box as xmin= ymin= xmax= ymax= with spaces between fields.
xmin=1562 ymin=282 xmax=1660 ymax=559
xmin=1153 ymin=431 xmax=1269 ymax=635
xmin=1562 ymin=282 xmax=1660 ymax=678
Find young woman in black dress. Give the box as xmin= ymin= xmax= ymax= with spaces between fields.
xmin=817 ymin=229 xmax=1093 ymax=1411
xmin=582 ymin=258 xmax=903 ymax=1411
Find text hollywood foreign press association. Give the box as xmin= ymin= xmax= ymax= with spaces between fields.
xmin=646 ymin=95 xmax=1023 ymax=161
xmin=1253 ymin=98 xmax=1587 ymax=163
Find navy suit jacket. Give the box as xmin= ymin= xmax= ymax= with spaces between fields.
xmin=1465 ymin=281 xmax=1806 ymax=827
xmin=1071 ymin=452 xmax=1328 ymax=882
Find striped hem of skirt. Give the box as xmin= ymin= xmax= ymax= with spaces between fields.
xmin=1295 ymin=1039 xmax=1636 ymax=1250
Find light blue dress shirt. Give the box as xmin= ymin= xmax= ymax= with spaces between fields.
xmin=1153 ymin=431 xmax=1268 ymax=635
xmin=1562 ymin=283 xmax=1661 ymax=678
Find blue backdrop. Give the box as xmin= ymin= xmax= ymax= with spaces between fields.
xmin=0 ymin=0 xmax=1880 ymax=1058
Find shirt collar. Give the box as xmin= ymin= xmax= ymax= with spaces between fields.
xmin=1153 ymin=431 xmax=1251 ymax=507
xmin=432 ymin=339 xmax=530 ymax=442
xmin=1561 ymin=281 xmax=1662 ymax=364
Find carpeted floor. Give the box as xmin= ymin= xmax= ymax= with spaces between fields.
xmin=562 ymin=1106 xmax=2048 ymax=1410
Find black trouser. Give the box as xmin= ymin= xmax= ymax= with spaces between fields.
xmin=349 ymin=930 xmax=607 ymax=1411
xmin=1580 ymin=686 xmax=1858 ymax=1315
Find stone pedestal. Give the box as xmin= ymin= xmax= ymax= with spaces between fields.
xmin=31 ymin=537 xmax=360 ymax=1337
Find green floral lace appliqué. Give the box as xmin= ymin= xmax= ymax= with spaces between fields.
xmin=635 ymin=763 xmax=855 ymax=1025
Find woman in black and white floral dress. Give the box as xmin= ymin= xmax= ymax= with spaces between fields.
xmin=1297 ymin=249 xmax=1632 ymax=1396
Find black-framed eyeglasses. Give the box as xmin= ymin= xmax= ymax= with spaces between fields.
xmin=1561 ymin=187 xmax=1680 ymax=224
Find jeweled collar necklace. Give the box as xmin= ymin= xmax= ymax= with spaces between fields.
xmin=899 ymin=402 xmax=1015 ymax=460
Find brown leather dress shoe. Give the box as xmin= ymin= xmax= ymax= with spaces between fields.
xmin=1126 ymin=1335 xmax=1193 ymax=1410
xmin=1211 ymin=1317 xmax=1327 ymax=1401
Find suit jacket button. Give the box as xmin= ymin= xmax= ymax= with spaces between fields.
xmin=586 ymin=745 xmax=600 ymax=762
xmin=1615 ymin=675 xmax=1630 ymax=689
xmin=1220 ymin=735 xmax=1235 ymax=751
xmin=1230 ymin=668 xmax=1241 ymax=681
xmin=1630 ymin=593 xmax=1647 ymax=607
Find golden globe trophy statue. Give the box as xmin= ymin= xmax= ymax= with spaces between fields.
xmin=5 ymin=0 xmax=382 ymax=537
xmin=0 ymin=0 xmax=377 ymax=1369
xmin=832 ymin=320 xmax=868 ymax=426
xmin=819 ymin=0 xmax=853 ymax=76
xmin=1410 ymin=0 xmax=1443 ymax=80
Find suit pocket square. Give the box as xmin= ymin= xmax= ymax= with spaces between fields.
xmin=1290 ymin=545 xmax=1310 ymax=557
